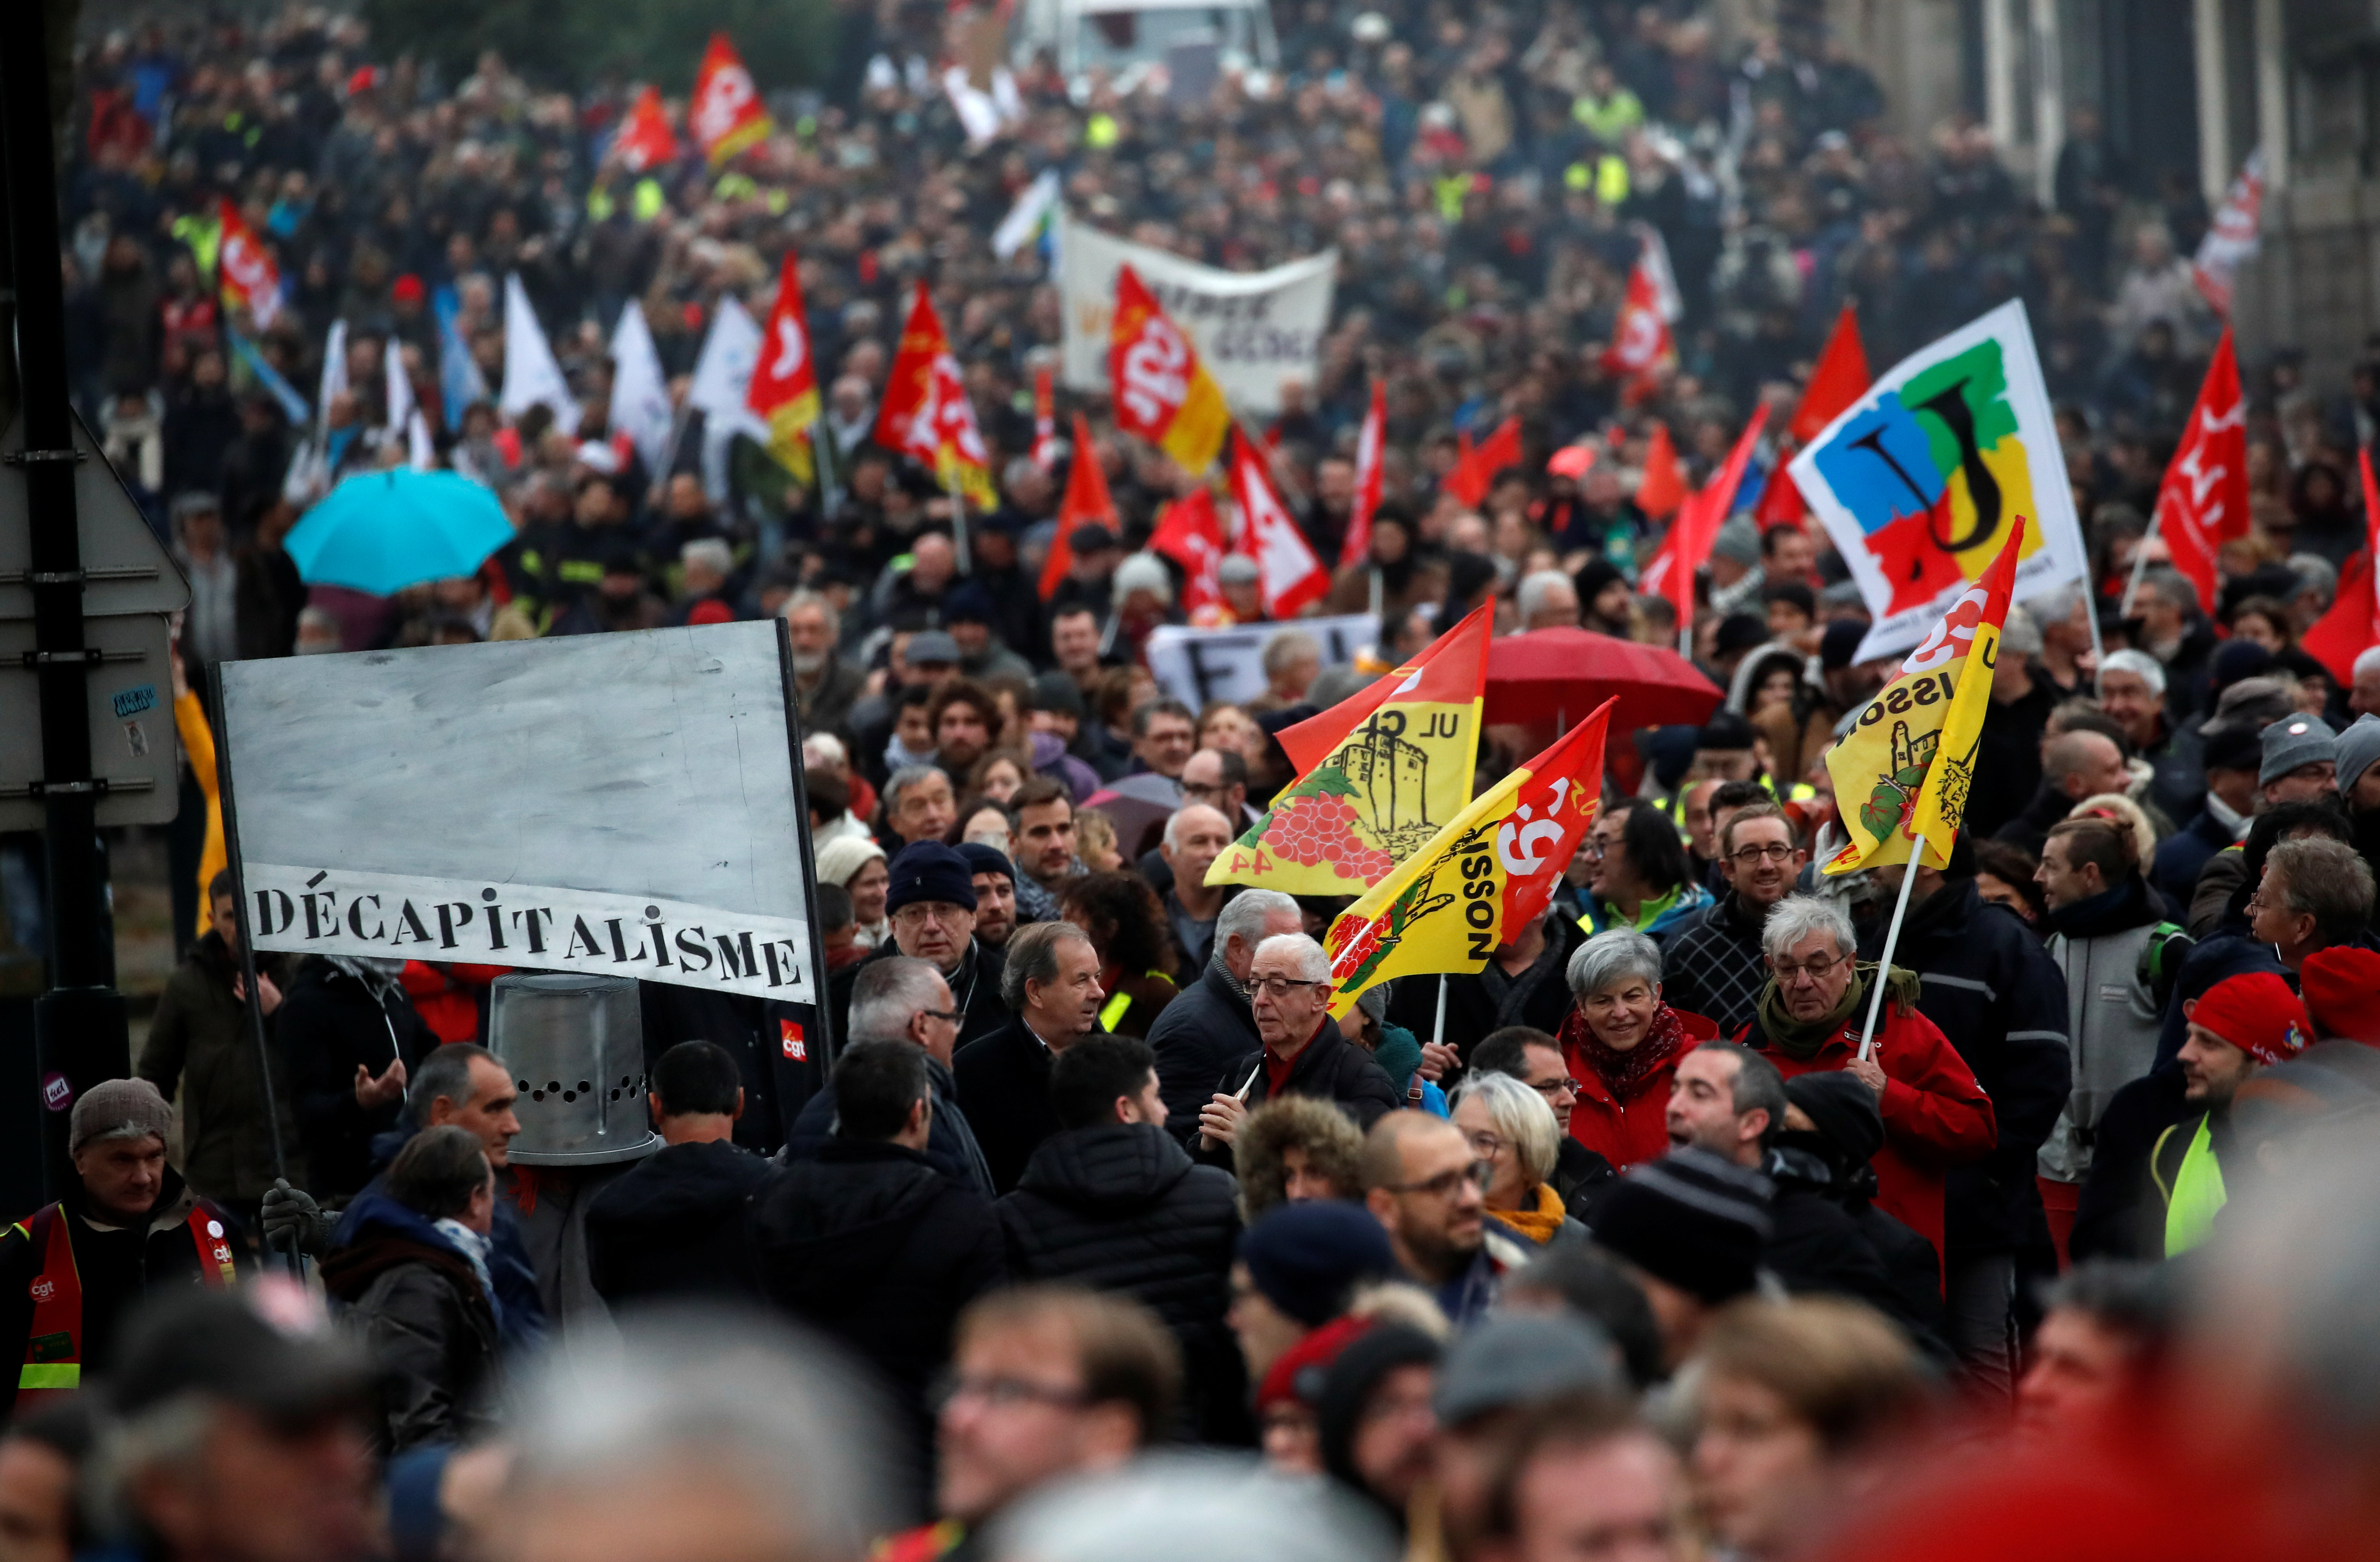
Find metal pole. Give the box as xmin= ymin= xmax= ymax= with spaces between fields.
xmin=2117 ymin=508 xmax=2162 ymax=620
xmin=3 ymin=0 xmax=129 ymax=1198
xmin=945 ymin=464 xmax=972 ymax=576
xmin=1853 ymin=839 xmax=1927 ymax=1063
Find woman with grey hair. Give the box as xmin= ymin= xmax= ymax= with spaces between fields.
xmin=1448 ymin=1071 xmax=1583 ymax=1261
xmin=1554 ymin=929 xmax=1719 ymax=1171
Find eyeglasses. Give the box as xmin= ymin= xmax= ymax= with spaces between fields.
xmin=1465 ymin=1130 xmax=1508 ymax=1159
xmin=930 ymin=1372 xmax=1090 ymax=1412
xmin=1579 ymin=839 xmax=1611 ymax=859
xmin=1769 ymin=951 xmax=1847 ymax=983
xmin=1530 ymin=1076 xmax=1582 ymax=1099
xmin=920 ymin=1007 xmax=964 ymax=1025
xmin=1252 ymin=976 xmax=1326 ymax=999
xmin=1729 ymin=843 xmax=1798 ymax=865
xmin=893 ymin=902 xmax=973 ymax=928
xmin=1180 ymin=779 xmax=1230 ymax=800
xmin=1384 ymin=1161 xmax=1492 ymax=1198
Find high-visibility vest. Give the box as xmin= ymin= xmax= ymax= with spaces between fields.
xmin=2155 ymin=1116 xmax=2227 ymax=1257
xmin=1098 ymin=972 xmax=1172 ymax=1034
xmin=14 ymin=1201 xmax=236 ymax=1408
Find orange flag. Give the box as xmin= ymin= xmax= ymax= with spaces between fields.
xmin=1040 ymin=412 xmax=1117 ymax=599
xmin=614 ymin=86 xmax=680 ymax=172
xmin=1443 ymin=417 xmax=1521 ymax=508
xmin=1636 ymin=421 xmax=1686 ymax=519
xmin=1109 ymin=265 xmax=1231 ymax=475
xmin=1667 ymin=406 xmax=1770 ymax=629
xmin=746 ymin=250 xmax=820 ymax=481
xmin=689 ymin=34 xmax=772 ymax=166
xmin=873 ymin=287 xmax=996 ymax=509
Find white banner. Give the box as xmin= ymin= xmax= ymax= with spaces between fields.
xmin=1145 ymin=613 xmax=1379 ymax=710
xmin=242 ymin=866 xmax=813 ymax=1001
xmin=1060 ymin=215 xmax=1335 ymax=416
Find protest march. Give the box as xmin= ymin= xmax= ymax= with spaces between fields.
xmin=6 ymin=7 xmax=2380 ymax=1562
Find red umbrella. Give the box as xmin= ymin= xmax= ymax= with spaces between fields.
xmin=1483 ymin=627 xmax=1724 ymax=731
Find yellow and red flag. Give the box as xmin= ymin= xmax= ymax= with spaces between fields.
xmin=1824 ymin=517 xmax=2026 ymax=874
xmin=1031 ymin=364 xmax=1058 ymax=470
xmin=1601 ymin=247 xmax=1674 ymax=403
xmin=746 ymin=249 xmax=820 ymax=483
xmin=614 ymin=86 xmax=681 ymax=172
xmin=873 ymin=287 xmax=997 ymax=510
xmin=1208 ymin=603 xmax=1494 ymax=897
xmin=216 ymin=199 xmax=282 ymax=328
xmin=1325 ymin=700 xmax=1615 ymax=1015
xmin=1109 ymin=264 xmax=1230 ymax=475
xmin=1039 ymin=412 xmax=1117 ymax=599
xmin=689 ymin=34 xmax=773 ymax=167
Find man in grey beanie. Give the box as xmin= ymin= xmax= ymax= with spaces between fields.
xmin=2259 ymin=714 xmax=2339 ymax=806
xmin=2338 ymin=714 xmax=2380 ymax=889
xmin=1707 ymin=516 xmax=1766 ymax=615
xmin=0 ymin=1079 xmax=250 ymax=1419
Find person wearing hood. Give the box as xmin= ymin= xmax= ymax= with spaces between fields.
xmin=319 ymin=1126 xmax=501 ymax=1453
xmin=2033 ymin=817 xmax=2178 ymax=1268
xmin=1727 ymin=643 xmax=1831 ymax=789
xmin=995 ymin=1037 xmax=1244 ymax=1440
xmin=747 ymin=1040 xmax=1006 ymax=1464
xmin=1781 ymin=1072 xmax=1950 ymax=1350
xmin=1316 ymin=1324 xmax=1445 ymax=1539
xmin=282 ymin=953 xmax=439 ymax=1200
xmin=585 ymin=1042 xmax=775 ymax=1305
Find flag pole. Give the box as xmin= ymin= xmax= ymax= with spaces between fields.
xmin=2117 ymin=509 xmax=2161 ymax=621
xmin=1852 ymin=837 xmax=1927 ymax=1063
xmin=1369 ymin=566 xmax=1383 ymax=619
xmin=945 ymin=462 xmax=973 ymax=575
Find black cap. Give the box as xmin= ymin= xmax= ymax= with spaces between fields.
xmin=1030 ymin=672 xmax=1086 ymax=718
xmin=2203 ymin=722 xmax=2263 ymax=774
xmin=1698 ymin=710 xmax=1757 ymax=752
xmin=957 ymin=841 xmax=1017 ymax=884
xmin=1589 ymin=1149 xmax=1771 ymax=1304
xmin=1713 ymin=614 xmax=1769 ymax=658
xmin=1782 ymin=1071 xmax=1885 ymax=1166
xmin=943 ymin=581 xmax=997 ymax=625
xmin=1068 ymin=522 xmax=1120 ymax=554
xmin=109 ymin=1288 xmax=379 ymax=1428
xmin=1819 ymin=618 xmax=1867 ymax=671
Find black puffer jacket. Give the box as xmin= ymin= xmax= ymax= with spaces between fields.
xmin=747 ymin=1141 xmax=1005 ymax=1438
xmin=585 ymin=1139 xmax=774 ymax=1305
xmin=999 ymin=1123 xmax=1244 ymax=1441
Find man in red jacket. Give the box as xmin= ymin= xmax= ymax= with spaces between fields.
xmin=1738 ymin=895 xmax=1996 ymax=1279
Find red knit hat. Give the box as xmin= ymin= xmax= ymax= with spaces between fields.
xmin=2300 ymin=948 xmax=2380 ymax=1045
xmin=2191 ymin=972 xmax=2314 ymax=1066
xmin=1255 ymin=1315 xmax=1372 ymax=1414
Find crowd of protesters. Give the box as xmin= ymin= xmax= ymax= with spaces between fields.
xmin=9 ymin=3 xmax=2380 ymax=1562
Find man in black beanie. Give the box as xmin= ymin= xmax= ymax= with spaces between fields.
xmin=1585 ymin=1148 xmax=1771 ymax=1373
xmin=1317 ymin=1324 xmax=1443 ymax=1533
xmin=828 ymin=840 xmax=1009 ymax=1049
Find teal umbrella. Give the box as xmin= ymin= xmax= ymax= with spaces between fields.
xmin=284 ymin=469 xmax=513 ymax=596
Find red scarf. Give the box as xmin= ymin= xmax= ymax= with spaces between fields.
xmin=1559 ymin=1003 xmax=1690 ymax=1101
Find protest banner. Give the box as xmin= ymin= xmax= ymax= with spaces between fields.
xmin=1059 ymin=214 xmax=1334 ymax=416
xmin=214 ymin=622 xmax=832 ymax=1012
xmin=1787 ymin=300 xmax=2088 ymax=663
xmin=1144 ymin=612 xmax=1379 ymax=711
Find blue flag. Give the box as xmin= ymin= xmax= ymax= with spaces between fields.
xmin=433 ymin=285 xmax=490 ymax=432
xmin=224 ymin=325 xmax=311 ymax=426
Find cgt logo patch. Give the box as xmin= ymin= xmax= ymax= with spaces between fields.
xmin=30 ymin=1277 xmax=55 ymax=1302
xmin=780 ymin=1020 xmax=806 ymax=1062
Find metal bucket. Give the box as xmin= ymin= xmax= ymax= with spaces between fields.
xmin=487 ymin=973 xmax=661 ymax=1166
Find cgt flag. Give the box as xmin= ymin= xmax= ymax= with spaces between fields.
xmin=1341 ymin=378 xmax=1387 ymax=569
xmin=2149 ymin=327 xmax=2249 ymax=614
xmin=1110 ymin=265 xmax=1231 ymax=475
xmin=1823 ymin=518 xmax=2026 ymax=874
xmin=746 ymin=249 xmax=821 ymax=484
xmin=1209 ymin=603 xmax=1493 ymax=897
xmin=216 ymin=199 xmax=282 ymax=327
xmin=874 ymin=287 xmax=997 ymax=510
xmin=614 ymin=86 xmax=680 ymax=172
xmin=1325 ymin=701 xmax=1615 ymax=1016
xmin=690 ymin=34 xmax=772 ymax=166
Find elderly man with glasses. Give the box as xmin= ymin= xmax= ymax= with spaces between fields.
xmin=829 ymin=842 xmax=1010 ymax=1051
xmin=1192 ymin=934 xmax=1400 ymax=1165
xmin=1739 ymin=896 xmax=1996 ymax=1289
xmin=1661 ymin=802 xmax=1810 ymax=1036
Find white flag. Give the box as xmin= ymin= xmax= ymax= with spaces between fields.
xmin=317 ymin=319 xmax=349 ymax=423
xmin=607 ymin=300 xmax=675 ymax=477
xmin=384 ymin=336 xmax=416 ymax=437
xmin=688 ymin=295 xmax=768 ymax=441
xmin=407 ymin=408 xmax=436 ymax=472
xmin=993 ymin=169 xmax=1061 ymax=262
xmin=499 ymin=273 xmax=579 ymax=434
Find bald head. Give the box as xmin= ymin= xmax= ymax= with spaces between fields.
xmin=2047 ymin=730 xmax=2129 ymax=802
xmin=1361 ymin=1109 xmax=1469 ymax=1191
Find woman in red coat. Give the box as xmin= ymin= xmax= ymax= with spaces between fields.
xmin=1556 ymin=929 xmax=1720 ymax=1171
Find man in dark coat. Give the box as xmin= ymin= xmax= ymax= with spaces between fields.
xmin=586 ymin=1043 xmax=774 ymax=1304
xmin=2149 ymin=725 xmax=2260 ymax=909
xmin=1194 ymin=932 xmax=1400 ymax=1167
xmin=1781 ymin=1071 xmax=1951 ymax=1353
xmin=954 ymin=922 xmax=1111 ymax=1194
xmin=136 ymin=873 xmax=303 ymax=1213
xmin=1145 ymin=889 xmax=1304 ymax=1142
xmin=318 ymin=1126 xmax=500 ymax=1453
xmin=635 ymin=982 xmax=825 ymax=1157
xmin=282 ymin=956 xmax=438 ymax=1200
xmin=747 ymin=1041 xmax=1006 ymax=1461
xmin=1858 ymin=849 xmax=2072 ymax=1400
xmin=783 ymin=957 xmax=993 ymax=1195
xmin=1661 ymin=803 xmax=1808 ymax=1037
xmin=996 ymin=1037 xmax=1244 ymax=1440
xmin=0 ymin=1081 xmax=251 ymax=1422
xmin=827 ymin=842 xmax=1009 ymax=1050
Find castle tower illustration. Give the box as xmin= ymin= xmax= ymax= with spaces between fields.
xmin=1342 ymin=715 xmax=1433 ymax=838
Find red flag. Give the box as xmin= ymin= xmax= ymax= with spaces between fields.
xmin=2150 ymin=328 xmax=2250 ymax=614
xmin=1341 ymin=379 xmax=1387 ymax=569
xmin=1031 ymin=365 xmax=1057 ymax=471
xmin=1041 ymin=412 xmax=1117 ymax=600
xmin=1443 ymin=416 xmax=1521 ymax=509
xmin=1636 ymin=422 xmax=1685 ymax=519
xmin=1756 ymin=464 xmax=1806 ymax=529
xmin=1601 ymin=248 xmax=1674 ymax=401
xmin=1229 ymin=431 xmax=1331 ymax=618
xmin=1667 ymin=407 xmax=1771 ymax=629
xmin=1109 ymin=265 xmax=1230 ymax=474
xmin=873 ymin=287 xmax=996 ymax=509
xmin=1150 ymin=489 xmax=1228 ymax=620
xmin=2301 ymin=448 xmax=2380 ymax=685
xmin=614 ymin=86 xmax=680 ymax=172
xmin=1791 ymin=305 xmax=1870 ymax=444
xmin=689 ymin=34 xmax=773 ymax=166
xmin=216 ymin=199 xmax=281 ymax=327
xmin=746 ymin=250 xmax=820 ymax=435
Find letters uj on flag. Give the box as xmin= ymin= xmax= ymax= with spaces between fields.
xmin=1788 ymin=300 xmax=2086 ymax=663
xmin=1822 ymin=518 xmax=2025 ymax=875
xmin=1324 ymin=700 xmax=1614 ymax=1017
